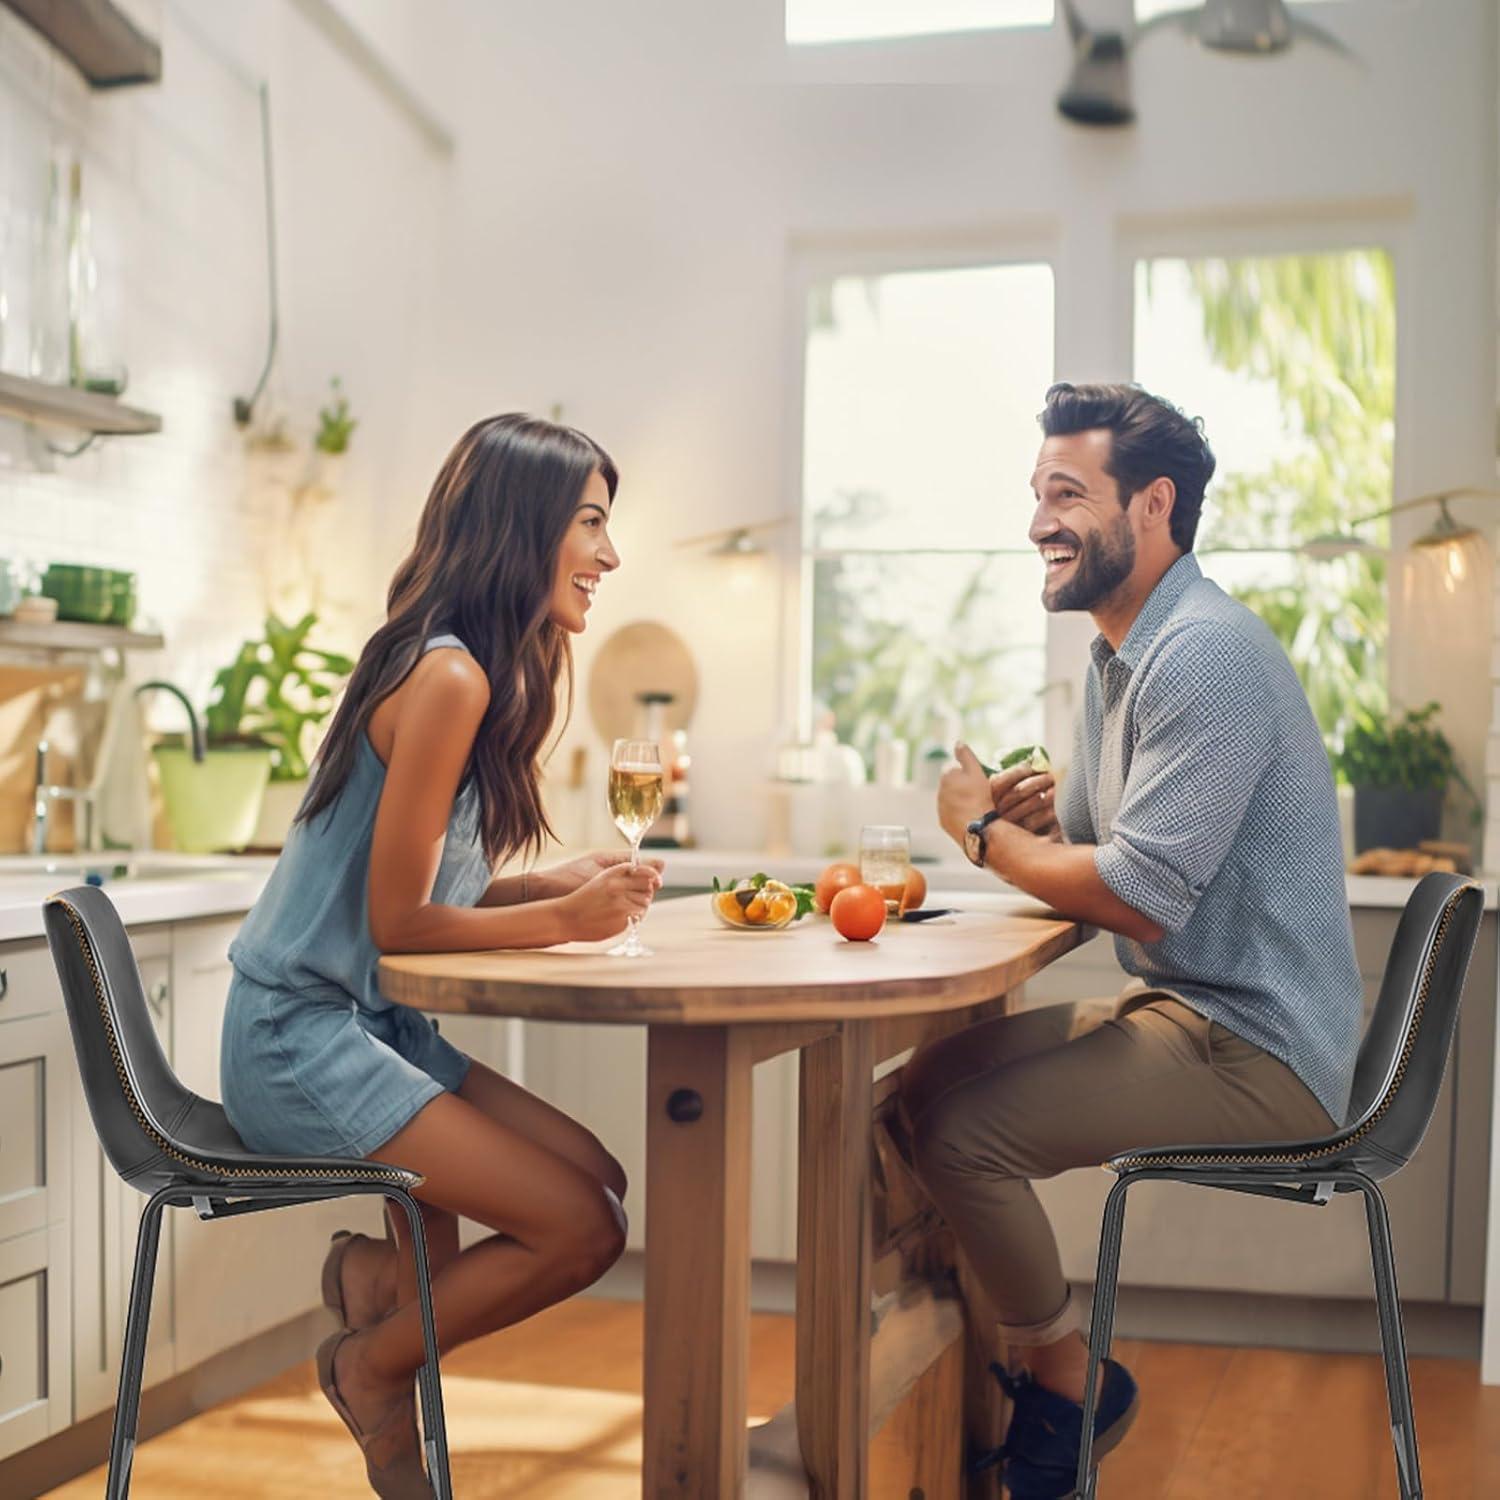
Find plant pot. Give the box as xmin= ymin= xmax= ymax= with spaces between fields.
xmin=1352 ymin=784 xmax=1443 ymax=855
xmin=250 ymin=776 xmax=310 ymax=849
xmin=153 ymin=745 xmax=273 ymax=853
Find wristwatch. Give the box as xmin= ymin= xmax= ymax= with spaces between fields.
xmin=965 ymin=810 xmax=1002 ymax=869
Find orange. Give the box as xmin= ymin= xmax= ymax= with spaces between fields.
xmin=815 ymin=861 xmax=862 ymax=913
xmin=830 ymin=884 xmax=887 ymax=942
xmin=901 ymin=866 xmax=927 ymax=914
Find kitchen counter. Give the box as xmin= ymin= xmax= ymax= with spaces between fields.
xmin=655 ymin=849 xmax=1499 ymax=911
xmin=0 ymin=855 xmax=276 ymax=941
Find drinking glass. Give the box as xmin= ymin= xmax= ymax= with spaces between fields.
xmin=607 ymin=738 xmax=663 ymax=957
xmin=860 ymin=824 xmax=911 ymax=914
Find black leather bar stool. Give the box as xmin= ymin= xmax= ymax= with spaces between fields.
xmin=1074 ymin=871 xmax=1485 ymax=1500
xmin=44 ymin=886 xmax=453 ymax=1499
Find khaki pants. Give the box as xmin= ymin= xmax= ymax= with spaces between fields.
xmin=903 ymin=987 xmax=1338 ymax=1347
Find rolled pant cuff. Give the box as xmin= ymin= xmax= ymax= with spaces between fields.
xmin=997 ymin=1288 xmax=1080 ymax=1348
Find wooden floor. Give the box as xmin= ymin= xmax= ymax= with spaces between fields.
xmin=41 ymin=1297 xmax=1500 ymax=1498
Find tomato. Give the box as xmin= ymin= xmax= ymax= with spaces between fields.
xmin=901 ymin=866 xmax=927 ymax=913
xmin=830 ymin=884 xmax=887 ymax=942
xmin=815 ymin=861 xmax=862 ymax=914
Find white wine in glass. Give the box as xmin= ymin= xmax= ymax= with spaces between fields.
xmin=607 ymin=739 xmax=663 ymax=957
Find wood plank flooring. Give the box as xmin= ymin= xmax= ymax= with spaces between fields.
xmin=39 ymin=1297 xmax=1500 ymax=1498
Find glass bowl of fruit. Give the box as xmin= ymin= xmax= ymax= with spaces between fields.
xmin=710 ymin=874 xmax=807 ymax=932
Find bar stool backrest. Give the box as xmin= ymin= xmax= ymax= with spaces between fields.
xmin=1344 ymin=872 xmax=1484 ymax=1159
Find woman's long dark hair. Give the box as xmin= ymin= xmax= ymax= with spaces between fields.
xmin=298 ymin=413 xmax=618 ymax=867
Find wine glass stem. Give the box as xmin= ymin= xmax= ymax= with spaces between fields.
xmin=626 ymin=838 xmax=642 ymax=951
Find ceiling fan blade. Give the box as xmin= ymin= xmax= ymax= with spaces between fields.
xmin=1291 ymin=14 xmax=1358 ymax=61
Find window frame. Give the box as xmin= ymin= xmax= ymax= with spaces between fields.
xmin=782 ymin=232 xmax=1060 ymax=745
xmin=782 ymin=208 xmax=1412 ymax=763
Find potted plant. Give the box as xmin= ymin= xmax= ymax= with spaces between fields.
xmin=303 ymin=375 xmax=357 ymax=498
xmin=147 ymin=613 xmax=353 ymax=852
xmin=1334 ymin=701 xmax=1480 ymax=854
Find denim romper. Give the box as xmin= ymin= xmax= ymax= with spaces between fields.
xmin=220 ymin=634 xmax=494 ymax=1158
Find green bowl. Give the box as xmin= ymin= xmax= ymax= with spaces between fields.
xmin=106 ymin=569 xmax=137 ymax=627
xmin=40 ymin=564 xmax=114 ymax=623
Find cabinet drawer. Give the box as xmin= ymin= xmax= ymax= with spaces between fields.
xmin=0 ymin=939 xmax=63 ymax=1026
xmin=0 ymin=1012 xmax=71 ymax=1244
xmin=0 ymin=1221 xmax=71 ymax=1461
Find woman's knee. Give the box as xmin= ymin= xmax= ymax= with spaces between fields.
xmin=547 ymin=1182 xmax=627 ymax=1291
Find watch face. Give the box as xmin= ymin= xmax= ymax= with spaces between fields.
xmin=964 ymin=827 xmax=982 ymax=866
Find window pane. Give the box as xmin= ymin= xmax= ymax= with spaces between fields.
xmin=1133 ymin=250 xmax=1395 ymax=746
xmin=788 ymin=0 xmax=1053 ymax=46
xmin=812 ymin=555 xmax=1045 ymax=770
xmin=803 ymin=263 xmax=1054 ymax=551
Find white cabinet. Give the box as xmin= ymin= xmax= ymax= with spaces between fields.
xmin=0 ymin=1222 xmax=71 ymax=1461
xmin=70 ymin=927 xmax=178 ymax=1420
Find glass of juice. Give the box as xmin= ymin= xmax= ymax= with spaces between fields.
xmin=860 ymin=824 xmax=911 ymax=914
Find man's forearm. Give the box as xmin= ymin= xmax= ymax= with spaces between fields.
xmin=983 ymin=819 xmax=1165 ymax=944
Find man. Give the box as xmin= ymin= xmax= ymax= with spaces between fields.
xmin=906 ymin=382 xmax=1361 ymax=1498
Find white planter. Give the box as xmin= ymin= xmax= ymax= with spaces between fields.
xmin=250 ymin=777 xmax=309 ymax=850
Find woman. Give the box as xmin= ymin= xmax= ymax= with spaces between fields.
xmin=220 ymin=414 xmax=660 ymax=1497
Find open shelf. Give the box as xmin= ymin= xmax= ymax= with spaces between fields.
xmin=0 ymin=618 xmax=164 ymax=653
xmin=0 ymin=372 xmax=161 ymax=436
xmin=1 ymin=0 xmax=161 ymax=88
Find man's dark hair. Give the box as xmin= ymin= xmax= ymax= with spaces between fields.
xmin=1038 ymin=382 xmax=1216 ymax=551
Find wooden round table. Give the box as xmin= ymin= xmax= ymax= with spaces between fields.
xmin=381 ymin=889 xmax=1087 ymax=1499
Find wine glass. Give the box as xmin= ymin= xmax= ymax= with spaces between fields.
xmin=607 ymin=738 xmax=663 ymax=957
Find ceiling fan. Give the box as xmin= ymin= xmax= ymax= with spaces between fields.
xmin=1056 ymin=0 xmax=1355 ymax=128
xmin=1136 ymin=0 xmax=1354 ymax=58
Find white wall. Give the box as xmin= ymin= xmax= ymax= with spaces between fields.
xmin=378 ymin=0 xmax=1497 ymax=854
xmin=0 ymin=0 xmax=446 ymax=721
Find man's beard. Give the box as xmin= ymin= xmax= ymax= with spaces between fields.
xmin=1042 ymin=511 xmax=1136 ymax=612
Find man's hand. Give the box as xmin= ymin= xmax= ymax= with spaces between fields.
xmin=937 ymin=743 xmax=996 ymax=849
xmin=539 ymin=849 xmax=666 ymax=898
xmin=988 ymin=764 xmax=1062 ymax=842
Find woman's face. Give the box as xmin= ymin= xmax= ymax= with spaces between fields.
xmin=548 ymin=467 xmax=619 ymax=633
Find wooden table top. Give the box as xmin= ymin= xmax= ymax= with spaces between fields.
xmin=377 ymin=889 xmax=1088 ymax=1025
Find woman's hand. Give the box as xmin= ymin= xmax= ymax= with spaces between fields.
xmin=541 ymin=849 xmax=666 ymax=898
xmin=556 ymin=861 xmax=663 ymax=942
xmin=988 ymin=764 xmax=1061 ymax=841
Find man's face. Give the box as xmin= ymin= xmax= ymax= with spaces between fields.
xmin=1028 ymin=429 xmax=1137 ymax=613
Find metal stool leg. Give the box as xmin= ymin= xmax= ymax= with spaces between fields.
xmin=1075 ymin=1173 xmax=1133 ymax=1500
xmin=1358 ymin=1177 xmax=1423 ymax=1499
xmin=106 ymin=1188 xmax=172 ymax=1499
xmin=392 ymin=1189 xmax=454 ymax=1500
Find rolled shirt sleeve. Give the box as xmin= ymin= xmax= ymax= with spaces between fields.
xmin=1093 ymin=623 xmax=1276 ymax=935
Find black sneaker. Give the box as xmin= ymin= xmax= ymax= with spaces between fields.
xmin=969 ymin=1357 xmax=1140 ymax=1499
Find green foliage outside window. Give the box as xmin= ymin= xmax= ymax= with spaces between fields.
xmin=1174 ymin=251 xmax=1395 ymax=757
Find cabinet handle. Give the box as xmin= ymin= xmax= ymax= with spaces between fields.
xmin=147 ymin=980 xmax=169 ymax=1018
xmin=0 ymin=968 xmax=8 ymax=1002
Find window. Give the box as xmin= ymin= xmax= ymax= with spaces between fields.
xmin=1133 ymin=249 xmax=1395 ymax=748
xmin=801 ymin=262 xmax=1053 ymax=771
xmin=787 ymin=1 xmax=1053 ymax=46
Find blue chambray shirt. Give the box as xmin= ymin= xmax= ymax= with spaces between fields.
xmin=1057 ymin=553 xmax=1360 ymax=1126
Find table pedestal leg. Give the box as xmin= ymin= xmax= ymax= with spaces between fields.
xmin=797 ymin=1021 xmax=875 ymax=1499
xmin=643 ymin=1024 xmax=754 ymax=1498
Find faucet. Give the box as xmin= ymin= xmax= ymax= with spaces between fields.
xmin=33 ymin=739 xmax=97 ymax=855
xmin=133 ymin=680 xmax=206 ymax=761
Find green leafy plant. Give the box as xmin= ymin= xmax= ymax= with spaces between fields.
xmin=204 ymin=612 xmax=355 ymax=781
xmin=314 ymin=376 xmax=357 ymax=455
xmin=1334 ymin=701 xmax=1481 ymax=822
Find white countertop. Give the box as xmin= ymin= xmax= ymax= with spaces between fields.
xmin=0 ymin=847 xmax=1489 ymax=947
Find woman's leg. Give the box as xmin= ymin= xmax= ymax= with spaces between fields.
xmin=330 ymin=1087 xmax=628 ymax=1441
xmin=342 ymin=1056 xmax=629 ymax=1319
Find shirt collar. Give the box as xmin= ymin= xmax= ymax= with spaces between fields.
xmin=1089 ymin=552 xmax=1202 ymax=674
